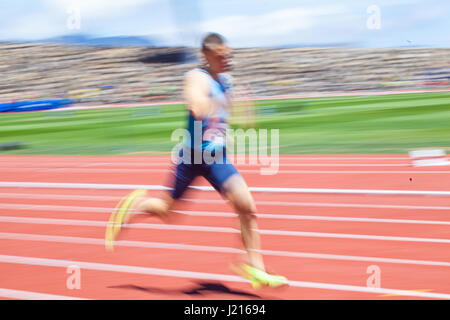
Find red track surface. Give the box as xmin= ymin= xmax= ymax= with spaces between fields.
xmin=0 ymin=155 xmax=449 ymax=300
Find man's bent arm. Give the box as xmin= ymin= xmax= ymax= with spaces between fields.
xmin=184 ymin=70 xmax=211 ymax=119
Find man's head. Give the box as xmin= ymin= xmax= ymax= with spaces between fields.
xmin=201 ymin=33 xmax=232 ymax=73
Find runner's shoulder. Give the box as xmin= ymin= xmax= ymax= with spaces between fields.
xmin=184 ymin=68 xmax=210 ymax=83
xmin=219 ymin=73 xmax=233 ymax=91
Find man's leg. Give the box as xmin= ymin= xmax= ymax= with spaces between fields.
xmin=221 ymin=174 xmax=265 ymax=271
xmin=131 ymin=191 xmax=175 ymax=223
xmin=127 ymin=161 xmax=197 ymax=224
xmin=212 ymin=166 xmax=286 ymax=288
xmin=108 ymin=160 xmax=197 ymax=249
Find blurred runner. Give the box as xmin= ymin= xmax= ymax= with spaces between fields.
xmin=106 ymin=33 xmax=287 ymax=289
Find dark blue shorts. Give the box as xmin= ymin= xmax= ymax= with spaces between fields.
xmin=169 ymin=147 xmax=239 ymax=199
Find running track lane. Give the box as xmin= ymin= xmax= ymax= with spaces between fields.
xmin=0 ymin=155 xmax=449 ymax=299
xmin=0 ymin=155 xmax=448 ymax=190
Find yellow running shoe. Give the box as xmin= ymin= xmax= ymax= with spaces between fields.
xmin=105 ymin=189 xmax=147 ymax=251
xmin=231 ymin=263 xmax=288 ymax=290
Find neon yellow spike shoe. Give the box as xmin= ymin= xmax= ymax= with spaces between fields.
xmin=231 ymin=263 xmax=288 ymax=290
xmin=105 ymin=189 xmax=147 ymax=252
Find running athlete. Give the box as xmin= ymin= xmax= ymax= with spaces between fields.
xmin=105 ymin=33 xmax=287 ymax=289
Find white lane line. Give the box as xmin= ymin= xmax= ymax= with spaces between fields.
xmin=2 ymin=181 xmax=450 ymax=196
xmin=0 ymin=192 xmax=449 ymax=211
xmin=249 ymin=200 xmax=450 ymax=211
xmin=0 ymin=157 xmax=411 ymax=163
xmin=0 ymin=232 xmax=242 ymax=254
xmin=0 ymin=288 xmax=88 ymax=300
xmin=0 ymin=254 xmax=449 ymax=299
xmin=260 ymin=229 xmax=450 ymax=244
xmin=0 ymin=193 xmax=123 ymax=202
xmin=194 ymin=186 xmax=450 ymax=196
xmin=0 ymin=216 xmax=449 ymax=244
xmin=0 ymin=163 xmax=413 ymax=168
xmin=2 ymin=203 xmax=450 ymax=225
xmin=0 ymin=203 xmax=113 ymax=213
xmin=0 ymin=216 xmax=108 ymax=226
xmin=1 ymin=231 xmax=450 ymax=268
xmin=239 ymin=156 xmax=410 ymax=160
xmin=2 ymin=168 xmax=449 ymax=174
xmin=176 ymin=210 xmax=450 ymax=225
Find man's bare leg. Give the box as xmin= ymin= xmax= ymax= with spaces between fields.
xmin=222 ymin=174 xmax=265 ymax=271
xmin=125 ymin=191 xmax=175 ymax=225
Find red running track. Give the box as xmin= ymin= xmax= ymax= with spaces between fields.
xmin=0 ymin=155 xmax=449 ymax=300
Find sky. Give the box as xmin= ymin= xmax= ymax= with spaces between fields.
xmin=0 ymin=0 xmax=449 ymax=48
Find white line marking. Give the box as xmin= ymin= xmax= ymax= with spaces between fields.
xmin=2 ymin=168 xmax=449 ymax=174
xmin=0 ymin=203 xmax=113 ymax=213
xmin=0 ymin=163 xmax=413 ymax=168
xmin=258 ymin=229 xmax=450 ymax=243
xmin=2 ymin=181 xmax=450 ymax=196
xmin=0 ymin=232 xmax=242 ymax=254
xmin=272 ymin=157 xmax=410 ymax=160
xmin=0 ymin=192 xmax=123 ymax=202
xmin=0 ymin=157 xmax=412 ymax=162
xmin=1 ymin=231 xmax=450 ymax=267
xmin=0 ymin=192 xmax=449 ymax=211
xmin=0 ymin=159 xmax=412 ymax=169
xmin=224 ymin=170 xmax=450 ymax=174
xmin=192 ymin=186 xmax=450 ymax=196
xmin=0 ymin=254 xmax=449 ymax=299
xmin=0 ymin=288 xmax=88 ymax=300
xmin=2 ymin=203 xmax=450 ymax=225
xmin=187 ymin=198 xmax=450 ymax=211
xmin=232 ymin=200 xmax=450 ymax=211
xmin=1 ymin=216 xmax=449 ymax=244
xmin=0 ymin=216 xmax=108 ymax=226
xmin=176 ymin=210 xmax=450 ymax=225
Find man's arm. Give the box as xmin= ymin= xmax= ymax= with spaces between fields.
xmin=183 ymin=70 xmax=211 ymax=119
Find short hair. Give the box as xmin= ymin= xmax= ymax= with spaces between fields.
xmin=201 ymin=33 xmax=227 ymax=52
